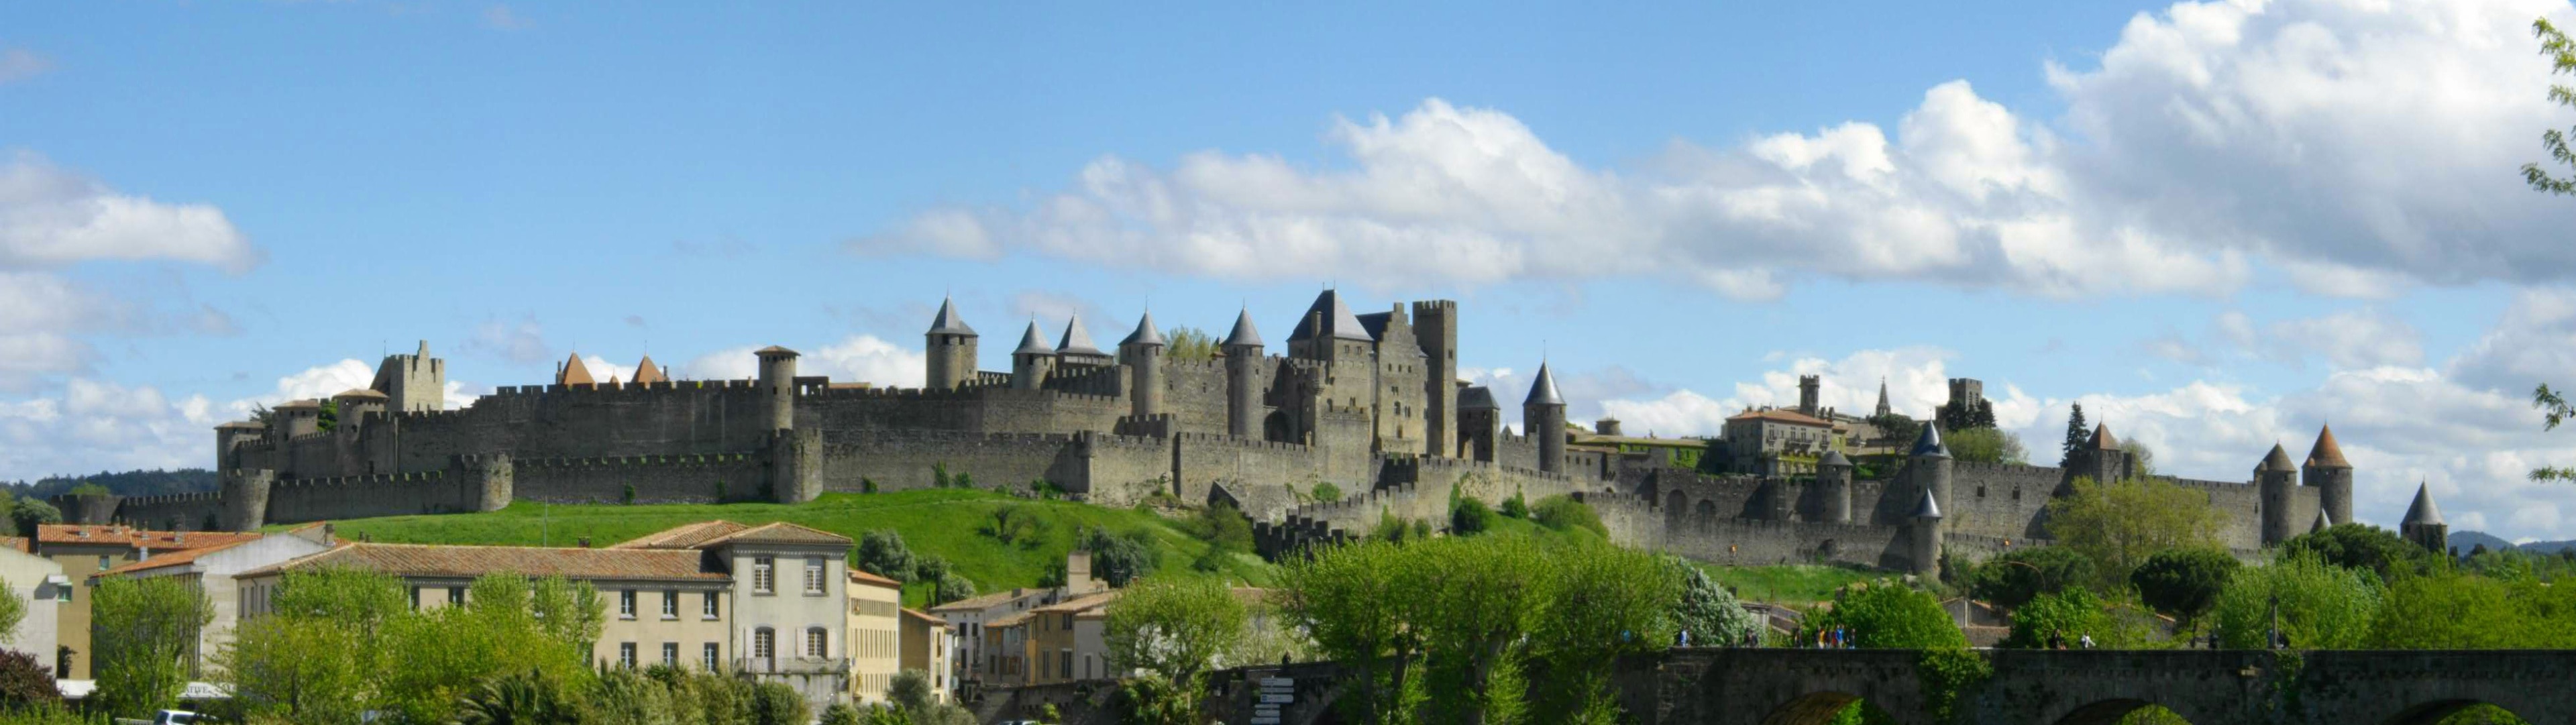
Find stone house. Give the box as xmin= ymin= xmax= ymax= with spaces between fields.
xmin=1024 ymin=590 xmax=1118 ymax=685
xmin=900 ymin=608 xmax=953 ymax=704
xmin=608 ymin=520 xmax=857 ymax=710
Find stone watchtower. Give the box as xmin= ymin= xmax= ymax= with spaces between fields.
xmin=2067 ymin=423 xmax=2133 ymax=486
xmin=1817 ymin=450 xmax=1854 ymax=524
xmin=1010 ymin=321 xmax=1055 ymax=390
xmin=1411 ymin=300 xmax=1460 ymax=457
xmin=2400 ymin=483 xmax=2448 ymax=555
xmin=755 ymin=346 xmax=799 ymax=431
xmin=1120 ymin=312 xmax=1166 ymax=420
xmin=1524 ymin=364 xmax=1566 ymax=474
xmin=2302 ymin=424 xmax=2355 ymax=528
xmin=370 ymin=340 xmax=447 ymax=412
xmin=924 ymin=296 xmax=979 ymax=390
xmin=1798 ymin=375 xmax=1821 ymax=416
xmin=1222 ymin=309 xmax=1265 ymax=438
xmin=2256 ymin=443 xmax=2299 ymax=546
xmin=1908 ymin=423 xmax=1953 ymax=514
xmin=1910 ymin=486 xmax=1944 ymax=577
xmin=1458 ymin=386 xmax=1501 ymax=461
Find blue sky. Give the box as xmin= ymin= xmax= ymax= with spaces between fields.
xmin=4 ymin=1 xmax=2576 ymax=540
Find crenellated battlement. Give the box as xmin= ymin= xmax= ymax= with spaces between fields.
xmin=274 ymin=470 xmax=448 ymax=489
xmin=1172 ymin=432 xmax=1311 ymax=453
xmin=515 ymin=453 xmax=757 ymax=468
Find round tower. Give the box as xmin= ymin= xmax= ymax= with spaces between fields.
xmin=2302 ymin=424 xmax=2354 ymax=530
xmin=1523 ymin=363 xmax=1567 ymax=474
xmin=755 ymin=346 xmax=800 ymax=431
xmin=924 ymin=296 xmax=979 ymax=390
xmin=2256 ymin=443 xmax=2298 ymax=546
xmin=1909 ymin=486 xmax=1944 ymax=578
xmin=1010 ymin=320 xmax=1056 ymax=390
xmin=2400 ymin=482 xmax=2448 ymax=555
xmin=219 ymin=469 xmax=274 ymax=533
xmin=1120 ymin=311 xmax=1166 ymax=419
xmin=331 ymin=388 xmax=387 ymax=433
xmin=1817 ymin=450 xmax=1854 ymax=524
xmin=1221 ymin=309 xmax=1265 ymax=438
xmin=1909 ymin=423 xmax=1953 ymax=514
xmin=1797 ymin=374 xmax=1821 ymax=416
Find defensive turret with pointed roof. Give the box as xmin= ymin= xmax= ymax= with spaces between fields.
xmin=1911 ymin=423 xmax=1949 ymax=459
xmin=2400 ymin=482 xmax=2449 ymax=554
xmin=2312 ymin=508 xmax=2334 ymax=533
xmin=1010 ymin=319 xmax=1056 ymax=391
xmin=1523 ymin=362 xmax=1567 ymax=474
xmin=1287 ymin=289 xmax=1373 ymax=343
xmin=2088 ymin=423 xmax=2119 ymax=451
xmin=927 ymin=296 xmax=977 ymax=337
xmin=1913 ymin=486 xmax=1944 ymax=519
xmin=2402 ymin=482 xmax=2445 ymax=527
xmin=557 ymin=352 xmax=596 ymax=386
xmin=2302 ymin=423 xmax=2357 ymax=528
xmin=632 ymin=355 xmax=667 ymax=385
xmin=2257 ymin=443 xmax=2298 ymax=473
xmin=1222 ymin=308 xmax=1263 ymax=349
xmin=1014 ymin=321 xmax=1053 ymax=356
xmin=1524 ymin=364 xmax=1564 ymax=407
xmin=1120 ymin=311 xmax=1166 ymax=349
xmin=2305 ymin=424 xmax=2351 ymax=469
xmin=924 ymin=296 xmax=981 ymax=390
xmin=1055 ymin=313 xmax=1110 ymax=365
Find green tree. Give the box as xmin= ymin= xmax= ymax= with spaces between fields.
xmin=2129 ymin=547 xmax=2239 ymax=628
xmin=1191 ymin=503 xmax=1254 ymax=553
xmin=1796 ymin=581 xmax=1962 ymax=650
xmin=1499 ymin=491 xmax=1529 ymax=519
xmin=1105 ymin=576 xmax=1247 ymax=685
xmin=1310 ymin=482 xmax=1343 ymax=504
xmin=2525 ymin=18 xmax=2576 ymax=196
xmin=7 ymin=500 xmax=58 ymax=540
xmin=587 ymin=668 xmax=680 ymax=725
xmin=222 ymin=615 xmax=376 ymax=724
xmin=2044 ymin=477 xmax=2225 ymax=586
xmin=1278 ymin=539 xmax=1424 ymax=724
xmin=1080 ymin=527 xmax=1160 ymax=587
xmin=855 ymin=531 xmax=917 ymax=583
xmin=1164 ymin=327 xmax=1220 ymax=362
xmin=2060 ymin=404 xmax=2088 ymax=465
xmin=91 ymin=576 xmax=213 ymax=718
xmin=1522 ymin=543 xmax=1681 ymax=722
xmin=0 ymin=650 xmax=60 ymax=712
xmin=1448 ymin=497 xmax=1497 ymax=537
xmin=1865 ymin=414 xmax=1920 ymax=459
xmin=748 ymin=681 xmax=810 ymax=725
xmin=1669 ymin=562 xmax=1762 ymax=646
xmin=1967 ymin=547 xmax=2097 ymax=610
xmin=1945 ymin=427 xmax=2027 ymax=465
xmin=917 ymin=556 xmax=976 ymax=607
xmin=887 ymin=669 xmax=935 ymax=715
xmin=2278 ymin=524 xmax=2429 ymax=582
xmin=1529 ymin=496 xmax=1607 ymax=539
xmin=2000 ymin=588 xmax=2106 ymax=649
xmin=449 ymin=668 xmax=584 ymax=725
xmin=2210 ymin=554 xmax=2383 ymax=650
xmin=817 ymin=704 xmax=862 ymax=725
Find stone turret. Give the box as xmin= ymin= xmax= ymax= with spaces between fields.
xmin=1524 ymin=364 xmax=1566 ymax=474
xmin=1411 ymin=300 xmax=1459 ymax=457
xmin=2303 ymin=424 xmax=2354 ymax=531
xmin=1910 ymin=486 xmax=1944 ymax=578
xmin=1459 ymin=385 xmax=1500 ymax=461
xmin=1120 ymin=312 xmax=1167 ymax=420
xmin=2256 ymin=443 xmax=2299 ymax=546
xmin=755 ymin=346 xmax=799 ymax=432
xmin=1817 ymin=450 xmax=1854 ymax=524
xmin=1221 ymin=309 xmax=1265 ymax=438
xmin=1011 ymin=321 xmax=1055 ymax=390
xmin=556 ymin=351 xmax=596 ymax=386
xmin=1909 ymin=423 xmax=1953 ymax=515
xmin=1798 ymin=375 xmax=1821 ymax=416
xmin=1055 ymin=313 xmax=1111 ymax=368
xmin=219 ymin=467 xmax=275 ymax=532
xmin=274 ymin=399 xmax=323 ymax=439
xmin=214 ymin=420 xmax=264 ymax=473
xmin=2070 ymin=423 xmax=2133 ymax=485
xmin=331 ymin=388 xmax=387 ymax=433
xmin=2400 ymin=482 xmax=2448 ymax=555
xmin=370 ymin=340 xmax=445 ymax=412
xmin=924 ymin=296 xmax=979 ymax=390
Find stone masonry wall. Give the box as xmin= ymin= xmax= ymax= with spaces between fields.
xmin=513 ymin=453 xmax=767 ymax=504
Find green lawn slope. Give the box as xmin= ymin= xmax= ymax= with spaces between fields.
xmin=307 ymin=489 xmax=1275 ymax=608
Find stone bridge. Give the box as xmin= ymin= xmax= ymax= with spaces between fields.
xmin=1611 ymin=649 xmax=2575 ymax=725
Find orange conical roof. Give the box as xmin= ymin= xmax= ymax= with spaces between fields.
xmin=557 ymin=352 xmax=596 ymax=386
xmin=2304 ymin=424 xmax=2350 ymax=468
xmin=633 ymin=355 xmax=667 ymax=384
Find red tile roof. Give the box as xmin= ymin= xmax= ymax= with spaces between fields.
xmin=610 ymin=521 xmax=749 ymax=549
xmin=850 ymin=569 xmax=902 ymax=588
xmin=1726 ymin=408 xmax=1832 ymax=427
xmin=237 ymin=542 xmax=725 ymax=581
xmin=901 ymin=608 xmax=949 ymax=626
xmin=36 ymin=525 xmax=261 ymax=551
xmin=610 ymin=520 xmax=850 ymax=550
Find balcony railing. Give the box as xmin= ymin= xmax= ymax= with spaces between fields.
xmin=735 ymin=656 xmax=853 ymax=675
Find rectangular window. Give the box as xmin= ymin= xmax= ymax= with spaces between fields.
xmin=804 ymin=557 xmax=825 ymax=595
xmin=619 ymin=590 xmax=637 ymax=618
xmin=661 ymin=591 xmax=678 ymax=619
xmin=703 ymin=592 xmax=719 ymax=619
xmin=753 ymin=557 xmax=774 ymax=594
xmin=449 ymin=588 xmax=465 ymax=606
xmin=806 ymin=628 xmax=827 ymax=658
xmin=409 ymin=587 xmax=419 ymax=609
xmin=755 ymin=628 xmax=775 ymax=659
xmin=1063 ymin=613 xmax=1074 ymax=630
xmin=702 ymin=643 xmax=720 ymax=671
xmin=619 ymin=643 xmax=637 ymax=669
xmin=1061 ymin=650 xmax=1072 ymax=680
xmin=97 ymin=555 xmax=110 ymax=571
xmin=661 ymin=642 xmax=678 ymax=667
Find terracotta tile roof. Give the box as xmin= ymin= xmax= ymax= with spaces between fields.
xmin=633 ymin=355 xmax=668 ymax=385
xmin=1726 ymin=408 xmax=1832 ymax=427
xmin=557 ymin=352 xmax=596 ymax=386
xmin=850 ymin=568 xmax=902 ymax=588
xmin=928 ymin=588 xmax=1046 ymax=613
xmin=36 ymin=525 xmax=261 ymax=551
xmin=1032 ymin=591 xmax=1118 ymax=614
xmin=333 ymin=388 xmax=388 ymax=400
xmin=99 ymin=536 xmax=269 ymax=576
xmin=235 ymin=542 xmax=725 ymax=581
xmin=700 ymin=521 xmax=851 ymax=547
xmin=986 ymin=610 xmax=1036 ymax=628
xmin=901 ymin=608 xmax=949 ymax=626
xmin=274 ymin=399 xmax=321 ymax=410
xmin=610 ymin=521 xmax=750 ymax=550
xmin=2306 ymin=424 xmax=2350 ymax=468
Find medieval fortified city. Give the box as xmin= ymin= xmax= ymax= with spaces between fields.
xmin=8 ymin=3 xmax=2576 ymax=725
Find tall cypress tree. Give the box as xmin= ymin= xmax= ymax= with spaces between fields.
xmin=2061 ymin=403 xmax=2089 ymax=463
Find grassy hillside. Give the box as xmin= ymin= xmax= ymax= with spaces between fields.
xmin=311 ymin=490 xmax=1275 ymax=608
xmin=1700 ymin=562 xmax=1884 ymax=605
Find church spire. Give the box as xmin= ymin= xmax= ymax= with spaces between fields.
xmin=1874 ymin=377 xmax=1892 ymax=418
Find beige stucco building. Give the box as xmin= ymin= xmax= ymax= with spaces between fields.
xmin=33 ymin=525 xmax=262 ymax=679
xmin=847 ymin=568 xmax=902 ymax=704
xmin=900 ymin=608 xmax=953 ymax=704
xmin=612 ymin=520 xmax=855 ymax=711
xmin=0 ymin=543 xmax=64 ymax=675
xmin=97 ymin=524 xmax=337 ymax=672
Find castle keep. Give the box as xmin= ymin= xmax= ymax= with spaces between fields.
xmin=91 ymin=290 xmax=2413 ymax=575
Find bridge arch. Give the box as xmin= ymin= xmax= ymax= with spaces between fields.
xmin=1694 ymin=499 xmax=1718 ymax=531
xmin=1760 ymin=692 xmax=1911 ymax=725
xmin=2047 ymin=699 xmax=2203 ymax=725
xmin=2381 ymin=700 xmax=2532 ymax=725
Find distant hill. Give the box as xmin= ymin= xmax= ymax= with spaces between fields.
xmin=0 ymin=468 xmax=220 ymax=501
xmin=2452 ymin=530 xmax=2576 ymax=555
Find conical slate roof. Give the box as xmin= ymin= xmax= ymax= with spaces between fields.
xmin=1120 ymin=311 xmax=1166 ymax=347
xmin=1056 ymin=313 xmax=1106 ymax=357
xmin=2089 ymin=423 xmax=2119 ymax=451
xmin=1222 ymin=309 xmax=1264 ymax=348
xmin=2306 ymin=424 xmax=2351 ymax=468
xmin=1818 ymin=450 xmax=1852 ymax=468
xmin=2402 ymin=483 xmax=2445 ymax=526
xmin=1913 ymin=487 xmax=1943 ymax=519
xmin=1286 ymin=290 xmax=1375 ymax=343
xmin=2258 ymin=443 xmax=2298 ymax=473
xmin=1013 ymin=321 xmax=1053 ymax=355
xmin=1524 ymin=364 xmax=1564 ymax=406
xmin=927 ymin=297 xmax=977 ymax=337
xmin=1911 ymin=423 xmax=1949 ymax=458
xmin=2312 ymin=508 xmax=2334 ymax=533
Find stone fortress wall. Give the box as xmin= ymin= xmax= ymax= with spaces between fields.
xmin=99 ymin=290 xmax=2375 ymax=581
